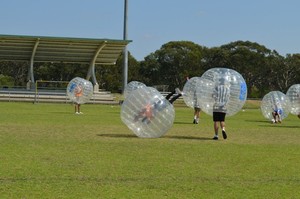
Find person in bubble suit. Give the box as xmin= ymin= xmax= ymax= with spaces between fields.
xmin=133 ymin=87 xmax=183 ymax=124
xmin=134 ymin=103 xmax=155 ymax=124
xmin=192 ymin=87 xmax=201 ymax=124
xmin=74 ymin=83 xmax=83 ymax=114
xmin=182 ymin=76 xmax=201 ymax=124
xmin=133 ymin=77 xmax=188 ymax=124
xmin=271 ymin=105 xmax=283 ymax=123
xmin=193 ymin=105 xmax=201 ymax=124
xmin=212 ymin=77 xmax=229 ymax=140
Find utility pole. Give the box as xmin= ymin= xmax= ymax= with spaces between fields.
xmin=122 ymin=0 xmax=128 ymax=94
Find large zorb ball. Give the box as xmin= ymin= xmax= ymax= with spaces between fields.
xmin=196 ymin=68 xmax=247 ymax=116
xmin=121 ymin=86 xmax=175 ymax=138
xmin=67 ymin=77 xmax=93 ymax=104
xmin=286 ymin=84 xmax=300 ymax=115
xmin=182 ymin=77 xmax=202 ymax=108
xmin=260 ymin=91 xmax=291 ymax=121
xmin=123 ymin=81 xmax=146 ymax=99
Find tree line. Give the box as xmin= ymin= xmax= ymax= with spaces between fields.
xmin=1 ymin=40 xmax=299 ymax=98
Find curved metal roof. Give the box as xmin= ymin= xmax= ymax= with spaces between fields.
xmin=0 ymin=34 xmax=131 ymax=65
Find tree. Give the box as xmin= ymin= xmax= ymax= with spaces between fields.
xmin=277 ymin=54 xmax=300 ymax=92
xmin=205 ymin=41 xmax=283 ymax=97
xmin=34 ymin=62 xmax=87 ymax=82
xmin=141 ymin=41 xmax=206 ymax=90
xmin=0 ymin=74 xmax=14 ymax=87
xmin=0 ymin=61 xmax=28 ymax=87
xmin=139 ymin=53 xmax=161 ymax=86
xmin=96 ymin=51 xmax=139 ymax=92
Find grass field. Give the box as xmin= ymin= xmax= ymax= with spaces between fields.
xmin=0 ymin=101 xmax=300 ymax=198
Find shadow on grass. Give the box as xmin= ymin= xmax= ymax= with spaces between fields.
xmin=163 ymin=135 xmax=213 ymax=141
xmin=97 ymin=133 xmax=213 ymax=141
xmin=49 ymin=112 xmax=73 ymax=115
xmin=258 ymin=124 xmax=300 ymax=128
xmin=97 ymin=133 xmax=138 ymax=138
xmin=245 ymin=120 xmax=271 ymax=124
xmin=174 ymin=121 xmax=195 ymax=125
xmin=245 ymin=120 xmax=300 ymax=128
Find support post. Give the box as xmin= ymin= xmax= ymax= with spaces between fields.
xmin=86 ymin=42 xmax=107 ymax=92
xmin=122 ymin=0 xmax=128 ymax=94
xmin=27 ymin=38 xmax=39 ymax=90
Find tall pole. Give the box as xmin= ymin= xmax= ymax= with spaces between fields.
xmin=122 ymin=0 xmax=128 ymax=94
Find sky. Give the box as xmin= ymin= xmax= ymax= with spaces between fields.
xmin=1 ymin=0 xmax=300 ymax=61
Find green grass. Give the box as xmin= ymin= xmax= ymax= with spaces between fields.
xmin=0 ymin=101 xmax=300 ymax=198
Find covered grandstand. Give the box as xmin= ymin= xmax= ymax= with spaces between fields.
xmin=0 ymin=34 xmax=131 ymax=103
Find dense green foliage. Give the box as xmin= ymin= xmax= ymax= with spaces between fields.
xmin=1 ymin=40 xmax=300 ymax=97
xmin=0 ymin=102 xmax=300 ymax=198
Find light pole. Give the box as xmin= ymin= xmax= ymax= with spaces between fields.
xmin=122 ymin=0 xmax=128 ymax=94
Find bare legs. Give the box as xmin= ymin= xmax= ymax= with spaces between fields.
xmin=213 ymin=121 xmax=227 ymax=140
xmin=75 ymin=104 xmax=82 ymax=114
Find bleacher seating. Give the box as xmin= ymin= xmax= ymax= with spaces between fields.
xmin=0 ymin=89 xmax=118 ymax=104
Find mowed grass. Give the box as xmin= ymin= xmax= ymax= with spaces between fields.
xmin=0 ymin=101 xmax=300 ymax=198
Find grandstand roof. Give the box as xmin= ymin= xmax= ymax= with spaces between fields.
xmin=0 ymin=34 xmax=131 ymax=65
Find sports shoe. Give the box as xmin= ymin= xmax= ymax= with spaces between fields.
xmin=222 ymin=130 xmax=227 ymax=139
xmin=75 ymin=112 xmax=79 ymax=114
xmin=213 ymin=135 xmax=218 ymax=140
xmin=193 ymin=119 xmax=198 ymax=124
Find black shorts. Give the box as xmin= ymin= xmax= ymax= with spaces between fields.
xmin=213 ymin=112 xmax=226 ymax=122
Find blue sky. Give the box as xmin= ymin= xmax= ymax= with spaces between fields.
xmin=1 ymin=0 xmax=300 ymax=61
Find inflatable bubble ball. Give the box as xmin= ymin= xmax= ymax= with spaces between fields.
xmin=123 ymin=81 xmax=146 ymax=99
xmin=67 ymin=77 xmax=93 ymax=104
xmin=182 ymin=77 xmax=202 ymax=108
xmin=121 ymin=86 xmax=175 ymax=138
xmin=260 ymin=91 xmax=291 ymax=122
xmin=286 ymin=84 xmax=300 ymax=115
xmin=196 ymin=68 xmax=247 ymax=116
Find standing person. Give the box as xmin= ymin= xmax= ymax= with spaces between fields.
xmin=192 ymin=89 xmax=201 ymax=124
xmin=74 ymin=84 xmax=83 ymax=114
xmin=183 ymin=76 xmax=201 ymax=124
xmin=193 ymin=105 xmax=201 ymax=124
xmin=212 ymin=78 xmax=230 ymax=140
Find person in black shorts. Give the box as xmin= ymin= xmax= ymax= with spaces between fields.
xmin=212 ymin=78 xmax=229 ymax=140
xmin=213 ymin=112 xmax=227 ymax=140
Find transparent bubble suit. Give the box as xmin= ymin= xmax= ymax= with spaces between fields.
xmin=182 ymin=77 xmax=202 ymax=108
xmin=196 ymin=68 xmax=247 ymax=116
xmin=286 ymin=84 xmax=300 ymax=115
xmin=67 ymin=77 xmax=93 ymax=104
xmin=260 ymin=91 xmax=291 ymax=121
xmin=121 ymin=86 xmax=175 ymax=138
xmin=123 ymin=81 xmax=146 ymax=99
